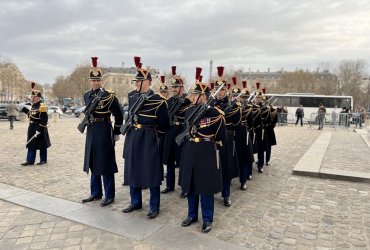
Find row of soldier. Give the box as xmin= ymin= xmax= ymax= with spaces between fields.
xmin=20 ymin=56 xmax=277 ymax=234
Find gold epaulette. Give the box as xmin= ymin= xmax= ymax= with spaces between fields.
xmin=39 ymin=103 xmax=47 ymax=113
xmin=236 ymin=101 xmax=241 ymax=106
xmin=214 ymin=106 xmax=225 ymax=116
xmin=106 ymin=89 xmax=115 ymax=94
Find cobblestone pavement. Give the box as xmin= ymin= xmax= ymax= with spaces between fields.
xmin=2 ymin=118 xmax=370 ymax=248
xmin=0 ymin=199 xmax=162 ymax=250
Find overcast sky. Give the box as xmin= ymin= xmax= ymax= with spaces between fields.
xmin=1 ymin=0 xmax=370 ymax=84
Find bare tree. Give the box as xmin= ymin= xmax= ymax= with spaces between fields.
xmin=336 ymin=60 xmax=367 ymax=107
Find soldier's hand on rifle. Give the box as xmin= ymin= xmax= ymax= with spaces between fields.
xmin=34 ymin=131 xmax=41 ymax=138
xmin=114 ymin=135 xmax=120 ymax=142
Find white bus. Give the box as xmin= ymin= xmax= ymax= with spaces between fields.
xmin=265 ymin=93 xmax=353 ymax=124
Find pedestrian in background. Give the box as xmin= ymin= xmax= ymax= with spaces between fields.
xmin=6 ymin=101 xmax=19 ymax=129
xmin=295 ymin=105 xmax=304 ymax=126
xmin=317 ymin=103 xmax=326 ymax=130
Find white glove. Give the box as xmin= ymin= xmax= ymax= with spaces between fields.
xmin=114 ymin=135 xmax=120 ymax=142
xmin=34 ymin=131 xmax=41 ymax=138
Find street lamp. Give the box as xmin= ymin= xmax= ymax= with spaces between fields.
xmin=367 ymin=77 xmax=370 ymax=111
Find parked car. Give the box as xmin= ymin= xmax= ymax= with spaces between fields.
xmin=74 ymin=106 xmax=86 ymax=117
xmin=0 ymin=103 xmax=21 ymax=120
xmin=47 ymin=106 xmax=63 ymax=116
xmin=0 ymin=103 xmax=8 ymax=119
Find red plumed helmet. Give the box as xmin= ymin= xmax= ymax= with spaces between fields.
xmin=256 ymin=82 xmax=260 ymax=90
xmin=160 ymin=75 xmax=165 ymax=83
xmin=210 ymin=83 xmax=215 ymax=90
xmin=171 ymin=66 xmax=176 ymax=76
xmin=242 ymin=80 xmax=247 ymax=89
xmin=199 ymin=75 xmax=203 ymax=82
xmin=217 ymin=66 xmax=224 ymax=77
xmin=262 ymin=88 xmax=266 ymax=94
xmin=227 ymin=83 xmax=231 ymax=90
xmin=91 ymin=57 xmax=98 ymax=67
xmin=31 ymin=82 xmax=36 ymax=89
xmin=195 ymin=67 xmax=202 ymax=80
xmin=134 ymin=56 xmax=141 ymax=68
xmin=232 ymin=77 xmax=237 ymax=85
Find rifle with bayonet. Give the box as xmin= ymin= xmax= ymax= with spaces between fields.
xmin=175 ymin=83 xmax=225 ymax=146
xmin=223 ymin=91 xmax=244 ymax=114
xmin=120 ymin=91 xmax=152 ymax=135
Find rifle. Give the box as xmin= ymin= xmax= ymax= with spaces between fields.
xmin=271 ymin=97 xmax=279 ymax=106
xmin=120 ymin=91 xmax=153 ymax=135
xmin=175 ymin=83 xmax=225 ymax=146
xmin=241 ymin=91 xmax=257 ymax=110
xmin=77 ymin=77 xmax=110 ymax=133
xmin=223 ymin=92 xmax=244 ymax=114
xmin=169 ymin=93 xmax=187 ymax=118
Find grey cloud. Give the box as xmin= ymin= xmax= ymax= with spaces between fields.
xmin=0 ymin=0 xmax=369 ymax=83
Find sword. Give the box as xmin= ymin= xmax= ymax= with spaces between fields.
xmin=215 ymin=144 xmax=220 ymax=169
xmin=14 ymin=134 xmax=37 ymax=157
xmin=246 ymin=130 xmax=249 ymax=145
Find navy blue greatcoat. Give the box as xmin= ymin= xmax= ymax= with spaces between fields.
xmin=235 ymin=102 xmax=255 ymax=167
xmin=214 ymin=97 xmax=240 ymax=181
xmin=123 ymin=89 xmax=170 ymax=188
xmin=179 ymin=106 xmax=226 ymax=195
xmin=83 ymin=89 xmax=123 ymax=176
xmin=162 ymin=95 xmax=192 ymax=167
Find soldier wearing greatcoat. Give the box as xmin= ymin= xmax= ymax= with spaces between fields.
xmin=161 ymin=66 xmax=192 ymax=198
xmin=213 ymin=68 xmax=240 ymax=207
xmin=234 ymin=80 xmax=255 ymax=190
xmin=122 ymin=57 xmax=170 ymax=220
xmin=179 ymin=67 xmax=226 ymax=233
xmin=81 ymin=57 xmax=123 ymax=207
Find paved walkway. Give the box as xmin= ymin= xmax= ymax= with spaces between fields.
xmin=293 ymin=128 xmax=370 ymax=182
xmin=1 ymin=118 xmax=370 ymax=249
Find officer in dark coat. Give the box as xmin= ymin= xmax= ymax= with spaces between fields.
xmin=161 ymin=66 xmax=192 ymax=197
xmin=122 ymin=57 xmax=170 ymax=220
xmin=234 ymin=81 xmax=255 ymax=190
xmin=179 ymin=69 xmax=226 ymax=233
xmin=20 ymin=82 xmax=51 ymax=166
xmin=264 ymin=96 xmax=277 ymax=165
xmin=157 ymin=76 xmax=169 ymax=179
xmin=252 ymin=83 xmax=264 ymax=173
xmin=81 ymin=57 xmax=123 ymax=207
xmin=213 ymin=68 xmax=240 ymax=207
xmin=260 ymin=88 xmax=271 ymax=167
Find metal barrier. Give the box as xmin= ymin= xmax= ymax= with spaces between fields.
xmin=277 ymin=113 xmax=288 ymax=126
xmin=309 ymin=112 xmax=349 ymax=130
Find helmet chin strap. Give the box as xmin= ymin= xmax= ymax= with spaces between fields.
xmin=195 ymin=93 xmax=201 ymax=105
xmin=138 ymin=80 xmax=143 ymax=93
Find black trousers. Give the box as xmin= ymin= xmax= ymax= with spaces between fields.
xmin=295 ymin=116 xmax=303 ymax=126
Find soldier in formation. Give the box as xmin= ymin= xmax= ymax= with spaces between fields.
xmin=161 ymin=66 xmax=192 ymax=198
xmin=212 ymin=68 xmax=240 ymax=207
xmin=179 ymin=67 xmax=226 ymax=233
xmin=122 ymin=57 xmax=170 ymax=219
xmin=81 ymin=57 xmax=123 ymax=207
